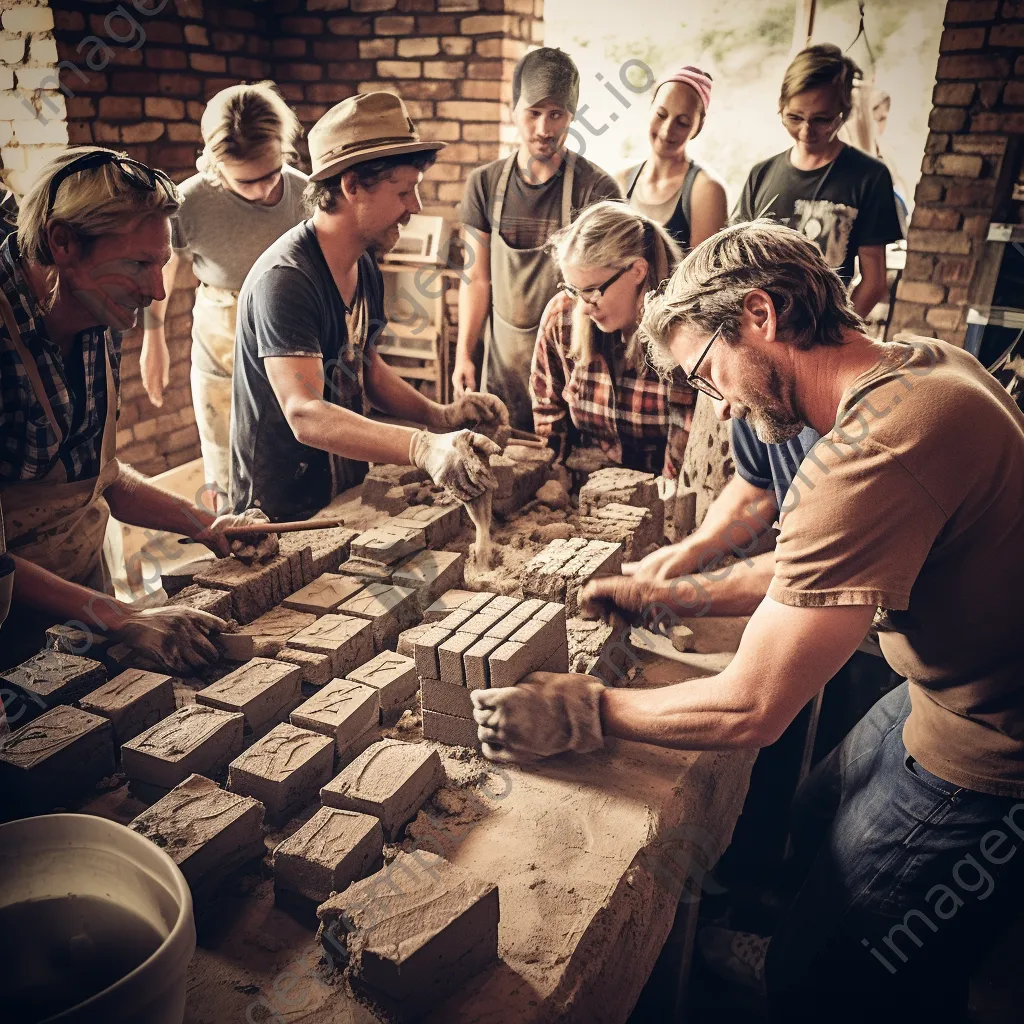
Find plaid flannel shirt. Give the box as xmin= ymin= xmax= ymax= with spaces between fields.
xmin=0 ymin=233 xmax=120 ymax=483
xmin=530 ymin=295 xmax=695 ymax=478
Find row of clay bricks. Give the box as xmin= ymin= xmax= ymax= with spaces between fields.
xmin=577 ymin=502 xmax=663 ymax=562
xmin=521 ymin=537 xmax=624 ymax=615
xmin=412 ymin=592 xmax=569 ymax=748
xmin=579 ymin=466 xmax=666 ymax=537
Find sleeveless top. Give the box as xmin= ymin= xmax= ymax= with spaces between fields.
xmin=624 ymin=160 xmax=702 ymax=249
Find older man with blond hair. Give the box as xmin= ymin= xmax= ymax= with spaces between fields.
xmin=472 ymin=221 xmax=1024 ymax=1021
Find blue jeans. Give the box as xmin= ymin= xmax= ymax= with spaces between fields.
xmin=766 ymin=683 xmax=1024 ymax=1023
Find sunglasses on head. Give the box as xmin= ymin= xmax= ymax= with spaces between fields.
xmin=46 ymin=150 xmax=178 ymax=220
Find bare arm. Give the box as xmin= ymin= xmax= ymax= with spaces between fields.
xmin=850 ymin=245 xmax=888 ymax=319
xmin=105 ymin=461 xmax=216 ymax=538
xmin=265 ymin=354 xmax=418 ymax=466
xmin=687 ymin=171 xmax=729 ymax=248
xmin=140 ymin=251 xmax=181 ymax=407
xmin=453 ymin=228 xmax=491 ymax=394
xmin=363 ymin=348 xmax=446 ymax=430
xmin=601 ymin=598 xmax=877 ymax=749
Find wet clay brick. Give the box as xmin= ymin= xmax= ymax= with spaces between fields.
xmin=273 ymin=805 xmax=383 ymax=903
xmin=219 ymin=607 xmax=318 ymax=661
xmin=350 ymin=524 xmax=426 ymax=565
xmin=397 ymin=622 xmax=434 ymax=659
xmin=422 ymin=708 xmax=480 ymax=748
xmin=578 ymin=502 xmax=660 ymax=560
xmin=338 ymin=582 xmax=420 ymax=651
xmin=321 ymin=738 xmax=443 ymax=840
xmin=578 ymin=466 xmax=659 ymax=514
xmin=0 ymin=706 xmax=114 ymax=816
xmin=160 ymin=555 xmax=216 ymax=597
xmin=361 ymin=464 xmax=428 ymax=509
xmin=275 ymin=648 xmax=335 ymax=689
xmin=121 ymin=704 xmax=244 ymax=791
xmin=192 ymin=556 xmax=293 ymax=624
xmin=421 ymin=677 xmax=474 ymax=719
xmin=283 ymin=573 xmax=366 ymax=614
xmin=422 ymin=589 xmax=489 ymax=622
xmin=79 ymin=669 xmax=175 ymax=745
xmin=44 ymin=622 xmax=109 ymax=658
xmin=413 ymin=624 xmax=453 ymax=680
xmin=522 ymin=538 xmax=621 ymax=615
xmin=286 ymin=614 xmax=375 ymax=676
xmin=171 ymin=583 xmax=233 ymax=620
xmin=276 ymin=534 xmax=315 ymax=588
xmin=463 ymin=635 xmax=504 ymax=690
xmin=196 ymin=658 xmax=302 ymax=735
xmin=389 ymin=503 xmax=464 ymax=547
xmin=289 ymin=678 xmax=379 ymax=754
xmin=305 ymin=525 xmax=359 ymax=578
xmin=438 ymin=632 xmax=478 ymax=686
xmin=228 ymin=722 xmax=335 ymax=823
xmin=316 ymin=850 xmax=498 ymax=1019
xmin=1 ymin=650 xmax=106 ymax=723
xmin=347 ymin=651 xmax=418 ymax=718
xmin=130 ymin=774 xmax=265 ymax=891
xmin=336 ymin=556 xmax=395 ymax=583
xmin=391 ymin=549 xmax=466 ymax=611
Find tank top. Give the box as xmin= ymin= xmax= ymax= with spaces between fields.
xmin=625 ymin=160 xmax=702 ymax=249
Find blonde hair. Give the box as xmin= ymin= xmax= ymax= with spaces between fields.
xmin=18 ymin=146 xmax=180 ymax=269
xmin=640 ymin=220 xmax=863 ymax=376
xmin=197 ymin=81 xmax=302 ymax=183
xmin=780 ymin=43 xmax=862 ymax=118
xmin=548 ymin=200 xmax=682 ymax=370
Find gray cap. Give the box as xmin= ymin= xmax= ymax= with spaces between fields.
xmin=512 ymin=47 xmax=580 ymax=114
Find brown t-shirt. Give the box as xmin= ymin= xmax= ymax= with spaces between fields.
xmin=769 ymin=337 xmax=1024 ymax=797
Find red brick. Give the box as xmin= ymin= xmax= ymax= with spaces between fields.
xmin=911 ymin=207 xmax=961 ymax=230
xmin=397 ymin=37 xmax=441 ymax=57
xmin=934 ymin=153 xmax=984 ymax=177
xmin=273 ymin=38 xmax=308 ymax=58
xmin=963 ymin=213 xmax=990 ymax=237
xmin=190 ymin=53 xmax=227 ymax=73
xmin=907 ymin=228 xmax=972 ymax=254
xmin=926 ymin=307 xmax=962 ymax=331
xmin=944 ymin=0 xmax=998 ymax=19
xmin=418 ymin=119 xmax=461 ymax=141
xmin=1017 ymin=54 xmax=1024 ymax=73
xmin=940 ymin=26 xmax=987 ymax=49
xmin=159 ymin=73 xmax=203 ymax=96
xmin=398 ymin=0 xmax=435 ymax=9
xmin=925 ymin=133 xmax=949 ymax=155
xmin=978 ymin=81 xmax=1003 ymax=108
xmin=936 ymin=54 xmax=1011 ymax=78
xmin=99 ymin=96 xmax=142 ymax=120
xmin=375 ymin=15 xmax=415 ymax=33
xmin=67 ymin=120 xmax=93 ymax=145
xmin=903 ymin=253 xmax=936 ymax=280
xmin=150 ymin=144 xmax=202 ymax=171
xmin=354 ymin=0 xmax=399 ymax=8
xmin=327 ymin=16 xmax=374 ymax=35
xmin=1004 ymin=80 xmax=1024 ymax=104
xmin=65 ymin=97 xmax=97 ymax=119
xmin=476 ymin=142 xmax=501 ymax=161
xmin=952 ymin=133 xmax=1008 ymax=154
xmin=313 ymin=39 xmax=360 ymax=60
xmin=990 ymin=22 xmax=1024 ymax=45
xmin=292 ymin=103 xmax=331 ymax=121
xmin=121 ymin=122 xmax=166 ymax=144
xmin=54 ymin=10 xmax=85 ymax=31
xmin=145 ymin=22 xmax=185 ymax=44
xmin=425 ymin=160 xmax=462 ymax=180
xmin=211 ymin=31 xmax=247 ymax=51
xmin=424 ymin=60 xmax=465 ymax=78
xmin=945 ymin=181 xmax=998 ymax=206
xmin=897 ymin=280 xmax=946 ymax=304
xmin=459 ymin=80 xmax=502 ymax=100
xmin=360 ymin=39 xmax=396 ymax=58
xmin=146 ymin=49 xmax=188 ymax=70
xmin=435 ymin=141 xmax=480 ymax=163
xmin=441 ymin=37 xmax=474 ymax=56
xmin=328 ymin=61 xmax=376 ymax=80
xmin=145 ymin=96 xmax=186 ymax=120
xmin=166 ymin=122 xmax=203 ymax=143
xmin=928 ymin=107 xmax=967 ymax=132
xmin=187 ymin=101 xmax=205 ymax=120
xmin=466 ymin=60 xmax=504 ymax=79
xmin=277 ymin=83 xmax=306 ymax=102
xmin=933 ymin=82 xmax=975 ymax=105
xmin=971 ymin=111 xmax=1024 ymax=131
xmin=220 ymin=7 xmax=259 ymax=29
xmin=889 ymin=303 xmax=928 ymax=332
xmin=231 ymin=57 xmax=269 ymax=77
xmin=278 ymin=62 xmax=324 ymax=81
xmin=280 ymin=16 xmax=325 ymax=34
xmin=305 ymin=83 xmax=357 ymax=103
xmin=184 ymin=24 xmax=209 ymax=46
xmin=461 ymin=14 xmax=514 ymax=32
xmin=417 ymin=15 xmax=460 ymax=32
xmin=111 ymin=71 xmax=160 ymax=93
xmin=946 ymin=286 xmax=970 ymax=305
xmin=436 ymin=99 xmax=502 ymax=120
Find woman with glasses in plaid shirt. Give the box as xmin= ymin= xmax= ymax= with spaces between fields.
xmin=530 ymin=200 xmax=695 ymax=477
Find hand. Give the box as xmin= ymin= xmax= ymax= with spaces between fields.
xmin=195 ymin=507 xmax=279 ymax=564
xmin=452 ymin=356 xmax=477 ymax=396
xmin=408 ymin=429 xmax=500 ymax=503
xmin=471 ymin=671 xmax=605 ymax=763
xmin=437 ymin=392 xmax=510 ymax=433
xmin=140 ymin=328 xmax=170 ymax=408
xmin=539 ymin=290 xmax=574 ymax=349
xmin=622 ymin=541 xmax=697 ymax=583
xmin=110 ymin=606 xmax=227 ymax=674
xmin=578 ymin=574 xmax=684 ymax=626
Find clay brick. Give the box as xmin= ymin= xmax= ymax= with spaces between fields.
xmin=441 ymin=36 xmax=474 ymax=56
xmin=936 ymin=257 xmax=975 ymax=285
xmin=437 ymin=632 xmax=479 ymax=686
xmin=335 ymin=558 xmax=394 ymax=587
xmin=1005 ymin=81 xmax=1024 ymax=105
xmin=338 ymin=582 xmax=420 ymax=651
xmin=361 ymin=464 xmax=429 ymax=508
xmin=347 ymin=652 xmax=418 ymax=718
xmin=423 ymin=589 xmax=490 ymax=622
xmin=897 ymin=280 xmax=947 ymax=305
xmin=911 ymin=207 xmax=962 ymax=231
xmin=275 ymin=647 xmax=336 ymax=689
xmin=461 ymin=13 xmax=514 ymax=32
xmin=290 ymin=678 xmax=380 ymax=754
xmin=907 ymin=228 xmax=972 ymax=255
xmin=936 ymin=54 xmax=1010 ymax=79
xmin=397 ymin=36 xmax=440 ymax=56
xmin=421 ymin=676 xmax=475 ymax=718
xmin=945 ymin=181 xmax=998 ymax=207
xmin=0 ymin=706 xmax=114 ymax=816
xmin=171 ymin=584 xmax=233 ymax=620
xmin=350 ymin=524 xmax=426 ymax=564
xmin=390 ymin=503 xmax=465 ymax=546
xmin=391 ymin=549 xmax=466 ymax=609
xmin=375 ymin=15 xmax=415 ymax=33
xmin=413 ymin=624 xmax=453 ymax=679
xmin=1 ymin=651 xmax=107 ymax=724
xmin=122 ymin=705 xmax=245 ymax=793
xmin=286 ymin=614 xmax=375 ymax=676
xmin=360 ymin=38 xmax=396 ymax=57
xmin=193 ymin=555 xmax=293 ymax=623
xmin=944 ymin=0 xmax=998 ymax=19
xmin=273 ymin=806 xmax=384 ymax=903
xmin=421 ymin=707 xmax=480 ymax=747
xmin=940 ymin=26 xmax=987 ymax=50
xmin=131 ymin=775 xmax=265 ymax=893
xmin=578 ymin=502 xmax=659 ymax=560
xmin=321 ymin=738 xmax=443 ymax=839
xmin=424 ymin=59 xmax=465 ymax=78
xmin=933 ymin=82 xmax=975 ymax=106
xmin=79 ymin=669 xmax=176 ymax=746
xmin=436 ymin=99 xmax=503 ymax=120
xmin=397 ymin=622 xmax=435 ymax=658
xmin=312 ymin=38 xmax=360 ymax=60
xmin=934 ymin=153 xmax=984 ymax=178
xmin=160 ymin=554 xmax=216 ymax=597
xmin=926 ymin=307 xmax=963 ymax=330
xmin=228 ymin=723 xmax=335 ymax=823
xmin=990 ymin=22 xmax=1024 ymax=45
xmin=522 ymin=538 xmax=622 ymax=614
xmin=221 ymin=608 xmax=319 ymax=661
xmin=196 ymin=658 xmax=302 ymax=735
xmin=43 ymin=623 xmax=108 ymax=660
xmin=277 ymin=534 xmax=316 ymax=587
xmin=284 ymin=573 xmax=366 ymax=614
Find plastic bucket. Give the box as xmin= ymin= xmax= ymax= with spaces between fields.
xmin=0 ymin=813 xmax=196 ymax=1024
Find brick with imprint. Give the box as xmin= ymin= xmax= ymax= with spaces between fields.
xmin=282 ymin=573 xmax=365 ymax=615
xmin=422 ymin=589 xmax=492 ymax=622
xmin=216 ymin=607 xmax=317 ymax=661
xmin=422 ymin=708 xmax=480 ymax=748
xmin=338 ymin=582 xmax=420 ymax=651
xmin=389 ymin=503 xmax=465 ymax=547
xmin=347 ymin=651 xmax=418 ymax=720
xmin=285 ymin=614 xmax=374 ymax=676
xmin=79 ymin=668 xmax=175 ymax=746
xmin=289 ymin=678 xmax=379 ymax=755
xmin=171 ymin=583 xmax=233 ymax=621
xmin=1 ymin=650 xmax=106 ymax=724
xmin=391 ymin=549 xmax=466 ymax=611
xmin=275 ymin=647 xmax=335 ymax=689
xmin=192 ymin=554 xmax=293 ymax=624
xmin=349 ymin=524 xmax=426 ymax=565
xmin=196 ymin=658 xmax=302 ymax=736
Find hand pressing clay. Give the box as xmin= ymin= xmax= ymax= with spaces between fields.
xmin=466 ymin=488 xmax=496 ymax=569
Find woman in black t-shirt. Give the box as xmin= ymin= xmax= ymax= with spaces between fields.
xmin=733 ymin=44 xmax=902 ymax=318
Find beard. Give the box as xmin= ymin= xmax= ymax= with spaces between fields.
xmin=740 ymin=358 xmax=805 ymax=444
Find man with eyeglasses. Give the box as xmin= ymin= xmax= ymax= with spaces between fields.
xmin=0 ymin=146 xmax=279 ymax=676
xmin=471 ymin=221 xmax=1024 ymax=1022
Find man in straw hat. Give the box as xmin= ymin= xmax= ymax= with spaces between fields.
xmin=230 ymin=92 xmax=508 ymax=522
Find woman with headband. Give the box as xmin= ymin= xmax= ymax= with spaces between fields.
xmin=530 ymin=200 xmax=694 ymax=477
xmin=617 ymin=65 xmax=728 ymax=250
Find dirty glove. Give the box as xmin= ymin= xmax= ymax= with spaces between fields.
xmin=197 ymin=507 xmax=278 ymax=565
xmin=110 ymin=606 xmax=227 ymax=674
xmin=409 ymin=429 xmax=500 ymax=503
xmin=471 ymin=671 xmax=606 ymax=763
xmin=435 ymin=392 xmax=510 ymax=433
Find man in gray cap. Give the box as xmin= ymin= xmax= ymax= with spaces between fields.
xmin=230 ymin=92 xmax=508 ymax=522
xmin=454 ymin=47 xmax=622 ymax=430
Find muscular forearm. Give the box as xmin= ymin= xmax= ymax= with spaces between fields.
xmin=106 ymin=463 xmax=217 ymax=536
xmin=662 ymin=551 xmax=777 ymax=616
xmin=364 ymin=350 xmax=446 ymax=429
xmin=456 ymin=278 xmax=491 ymax=362
xmin=11 ymin=554 xmax=132 ymax=633
xmin=289 ymin=398 xmax=418 ymax=465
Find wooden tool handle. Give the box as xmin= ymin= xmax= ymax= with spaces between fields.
xmin=177 ymin=517 xmax=347 ymax=544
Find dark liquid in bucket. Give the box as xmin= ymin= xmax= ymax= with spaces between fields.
xmin=0 ymin=894 xmax=164 ymax=1023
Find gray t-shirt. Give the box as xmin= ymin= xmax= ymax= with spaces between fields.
xmin=171 ymin=164 xmax=308 ymax=291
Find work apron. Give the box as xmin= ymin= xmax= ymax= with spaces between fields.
xmin=191 ymin=281 xmax=237 ymax=508
xmin=0 ymin=292 xmax=118 ymax=665
xmin=483 ymin=152 xmax=576 ymax=431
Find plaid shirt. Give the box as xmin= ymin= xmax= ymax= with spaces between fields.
xmin=0 ymin=233 xmax=120 ymax=483
xmin=530 ymin=295 xmax=695 ymax=478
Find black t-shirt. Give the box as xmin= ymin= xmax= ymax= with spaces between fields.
xmin=230 ymin=220 xmax=386 ymax=521
xmin=732 ymin=145 xmax=903 ymax=284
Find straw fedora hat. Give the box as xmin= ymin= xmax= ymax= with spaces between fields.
xmin=308 ymin=92 xmax=445 ymax=181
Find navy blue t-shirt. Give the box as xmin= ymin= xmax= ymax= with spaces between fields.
xmin=230 ymin=220 xmax=386 ymax=521
xmin=730 ymin=417 xmax=821 ymax=515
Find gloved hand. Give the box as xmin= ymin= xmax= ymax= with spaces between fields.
xmin=471 ymin=671 xmax=606 ymax=763
xmin=409 ymin=429 xmax=500 ymax=503
xmin=435 ymin=392 xmax=510 ymax=433
xmin=579 ymin=576 xmax=701 ymax=626
xmin=110 ymin=606 xmax=227 ymax=674
xmin=196 ymin=507 xmax=278 ymax=565
xmin=622 ymin=541 xmax=697 ymax=584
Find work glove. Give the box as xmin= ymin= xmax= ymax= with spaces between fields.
xmin=409 ymin=429 xmax=500 ymax=503
xmin=196 ymin=507 xmax=278 ymax=565
xmin=436 ymin=392 xmax=510 ymax=433
xmin=622 ymin=541 xmax=697 ymax=584
xmin=471 ymin=671 xmax=606 ymax=763
xmin=111 ymin=606 xmax=227 ymax=674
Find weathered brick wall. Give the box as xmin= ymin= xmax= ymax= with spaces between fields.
xmin=891 ymin=0 xmax=1024 ymax=345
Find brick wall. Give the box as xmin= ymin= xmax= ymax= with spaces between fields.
xmin=890 ymin=0 xmax=1024 ymax=344
xmin=19 ymin=0 xmax=540 ymax=477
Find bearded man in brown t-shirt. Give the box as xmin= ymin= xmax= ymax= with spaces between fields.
xmin=470 ymin=221 xmax=1024 ymax=1021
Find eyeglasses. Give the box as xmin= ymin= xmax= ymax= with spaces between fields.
xmin=46 ymin=150 xmax=178 ymax=220
xmin=560 ymin=265 xmax=630 ymax=304
xmin=685 ymin=324 xmax=724 ymax=401
xmin=781 ymin=111 xmax=844 ymax=135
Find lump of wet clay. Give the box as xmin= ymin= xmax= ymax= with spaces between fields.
xmin=534 ymin=479 xmax=570 ymax=510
